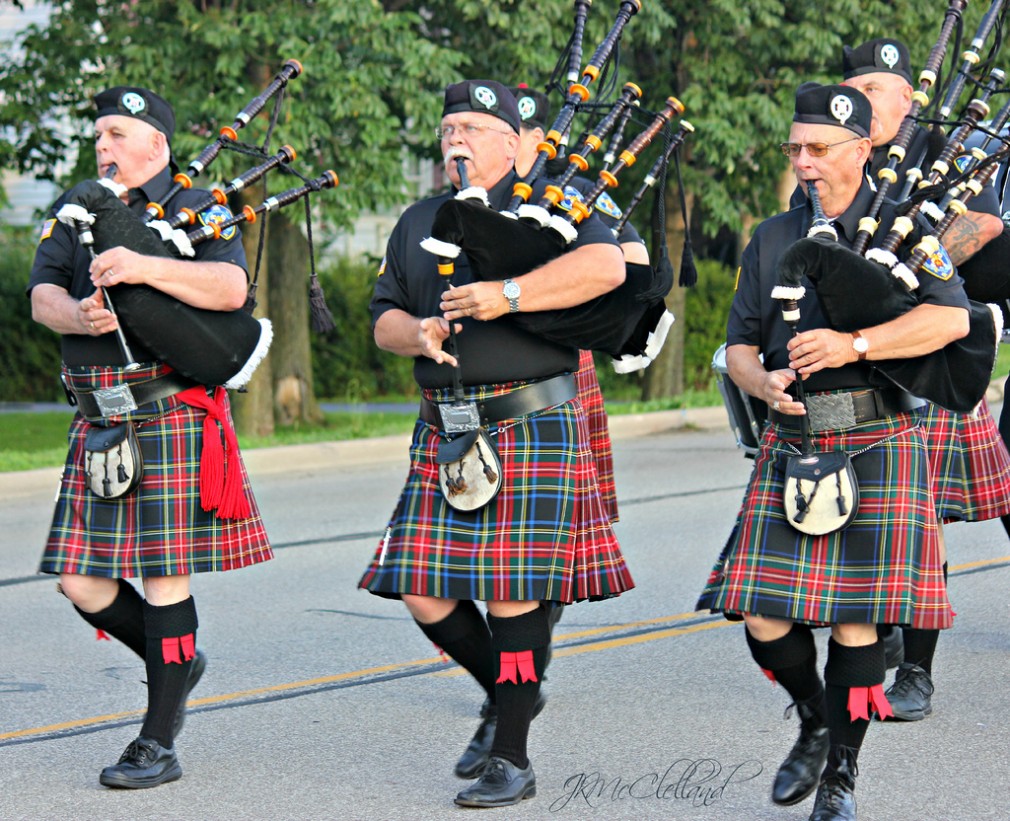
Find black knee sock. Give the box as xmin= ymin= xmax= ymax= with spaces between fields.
xmin=487 ymin=606 xmax=551 ymax=769
xmin=72 ymin=578 xmax=147 ymax=658
xmin=415 ymin=600 xmax=496 ymax=700
xmin=746 ymin=625 xmax=826 ymax=725
xmin=822 ymin=638 xmax=886 ymax=778
xmin=140 ymin=597 xmax=198 ymax=748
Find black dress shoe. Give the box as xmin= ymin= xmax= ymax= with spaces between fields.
xmin=808 ymin=775 xmax=856 ymax=820
xmin=454 ymin=693 xmax=547 ymax=779
xmin=172 ymin=649 xmax=207 ymax=738
xmin=884 ymin=663 xmax=933 ymax=721
xmin=455 ymin=756 xmax=536 ymax=807
xmin=772 ymin=721 xmax=829 ymax=806
xmin=99 ymin=736 xmax=182 ymax=789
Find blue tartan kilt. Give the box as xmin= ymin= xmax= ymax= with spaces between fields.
xmin=697 ymin=411 xmax=953 ymax=630
xmin=40 ymin=365 xmax=272 ymax=578
xmin=358 ymin=381 xmax=634 ymax=604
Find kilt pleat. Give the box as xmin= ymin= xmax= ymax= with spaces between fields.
xmin=41 ymin=364 xmax=272 ymax=578
xmin=359 ymin=381 xmax=633 ymax=603
xmin=924 ymin=400 xmax=1010 ymax=522
xmin=575 ymin=350 xmax=619 ymax=523
xmin=697 ymin=412 xmax=952 ymax=630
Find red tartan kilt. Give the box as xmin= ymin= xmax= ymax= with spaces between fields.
xmin=359 ymin=381 xmax=633 ymax=604
xmin=575 ymin=350 xmax=619 ymax=522
xmin=924 ymin=400 xmax=1010 ymax=523
xmin=697 ymin=412 xmax=952 ymax=630
xmin=40 ymin=364 xmax=272 ymax=578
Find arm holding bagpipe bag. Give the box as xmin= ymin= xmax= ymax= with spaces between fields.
xmin=56 ymin=177 xmax=272 ymax=389
xmin=775 ymin=164 xmax=1001 ymax=414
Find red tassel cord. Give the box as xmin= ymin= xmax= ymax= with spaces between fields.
xmin=847 ymin=683 xmax=894 ymax=721
xmin=161 ymin=634 xmax=197 ymax=664
xmin=496 ymin=650 xmax=539 ymax=684
xmin=176 ymin=386 xmax=251 ymax=519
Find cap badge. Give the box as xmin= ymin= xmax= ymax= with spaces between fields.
xmin=517 ymin=96 xmax=537 ymax=121
xmin=120 ymin=91 xmax=147 ymax=115
xmin=473 ymin=85 xmax=497 ymax=109
xmin=829 ymin=94 xmax=854 ymax=126
xmin=880 ymin=43 xmax=900 ymax=70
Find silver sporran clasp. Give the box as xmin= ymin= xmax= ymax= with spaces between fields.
xmin=93 ymin=384 xmax=138 ymax=418
xmin=438 ymin=400 xmax=480 ymax=434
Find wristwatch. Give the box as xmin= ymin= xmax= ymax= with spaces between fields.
xmin=502 ymin=278 xmax=521 ymax=313
xmin=851 ymin=330 xmax=869 ymax=361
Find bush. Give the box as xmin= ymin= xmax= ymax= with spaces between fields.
xmin=683 ymin=258 xmax=737 ymax=391
xmin=309 ymin=255 xmax=416 ymax=400
xmin=0 ymin=227 xmax=65 ymax=401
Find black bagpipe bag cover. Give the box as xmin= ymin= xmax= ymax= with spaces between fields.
xmin=62 ymin=180 xmax=266 ymax=387
xmin=429 ymin=197 xmax=669 ymax=358
xmin=776 ymin=234 xmax=996 ymax=414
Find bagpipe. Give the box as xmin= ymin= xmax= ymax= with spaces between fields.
xmin=424 ymin=0 xmax=696 ymax=372
xmin=56 ymin=61 xmax=338 ymax=390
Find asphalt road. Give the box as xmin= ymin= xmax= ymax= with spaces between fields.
xmin=2 ymin=410 xmax=1008 ymax=821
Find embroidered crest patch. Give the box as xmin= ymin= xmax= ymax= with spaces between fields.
xmin=198 ymin=203 xmax=237 ymax=241
xmin=594 ymin=191 xmax=623 ymax=219
xmin=921 ymin=243 xmax=954 ymax=281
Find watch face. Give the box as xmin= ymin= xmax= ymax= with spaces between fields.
xmin=503 ymin=280 xmax=520 ymax=299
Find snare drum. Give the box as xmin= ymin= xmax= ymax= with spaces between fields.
xmin=711 ymin=343 xmax=768 ymax=458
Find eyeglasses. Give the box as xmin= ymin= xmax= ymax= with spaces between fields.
xmin=436 ymin=123 xmax=513 ymax=140
xmin=779 ymin=137 xmax=860 ymax=157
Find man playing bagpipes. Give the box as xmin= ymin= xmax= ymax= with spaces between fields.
xmin=357 ymin=80 xmax=634 ymax=809
xmin=697 ymin=83 xmax=969 ymax=821
xmin=27 ymin=87 xmax=272 ymax=789
xmin=842 ymin=38 xmax=1010 ymax=724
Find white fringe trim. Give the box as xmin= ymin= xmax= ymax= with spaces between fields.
xmin=56 ymin=203 xmax=93 ymax=226
xmin=611 ymin=310 xmax=676 ymax=373
xmin=419 ymin=237 xmax=462 ymax=259
xmin=224 ymin=318 xmax=273 ymax=390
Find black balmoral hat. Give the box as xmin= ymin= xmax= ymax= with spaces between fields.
xmin=509 ymin=85 xmax=551 ymax=131
xmin=442 ymin=80 xmax=521 ymax=134
xmin=94 ymin=86 xmax=176 ymax=140
xmin=842 ymin=38 xmax=913 ymax=84
xmin=793 ymin=82 xmax=872 ymax=139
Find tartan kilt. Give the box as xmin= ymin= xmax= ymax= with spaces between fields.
xmin=923 ymin=400 xmax=1010 ymax=522
xmin=696 ymin=411 xmax=952 ymax=630
xmin=575 ymin=349 xmax=619 ymax=523
xmin=358 ymin=380 xmax=634 ymax=603
xmin=40 ymin=363 xmax=272 ymax=578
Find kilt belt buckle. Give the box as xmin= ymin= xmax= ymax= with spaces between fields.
xmin=438 ymin=400 xmax=480 ymax=434
xmin=805 ymin=392 xmax=857 ymax=431
xmin=92 ymin=384 xmax=139 ymax=418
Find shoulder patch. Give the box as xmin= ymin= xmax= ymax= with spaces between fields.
xmin=39 ymin=218 xmax=57 ymax=244
xmin=921 ymin=243 xmax=954 ymax=281
xmin=197 ymin=204 xmax=238 ymax=241
xmin=377 ymin=256 xmax=387 ymax=278
xmin=594 ymin=191 xmax=623 ymax=219
xmin=556 ymin=184 xmax=585 ymax=213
